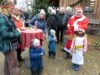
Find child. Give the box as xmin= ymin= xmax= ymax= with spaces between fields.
xmin=63 ymin=25 xmax=74 ymax=58
xmin=70 ymin=29 xmax=87 ymax=71
xmin=48 ymin=29 xmax=57 ymax=59
xmin=29 ymin=38 xmax=45 ymax=75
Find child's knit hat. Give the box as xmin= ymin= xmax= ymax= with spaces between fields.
xmin=78 ymin=29 xmax=85 ymax=33
xmin=50 ymin=29 xmax=56 ymax=35
xmin=39 ymin=9 xmax=46 ymax=15
xmin=32 ymin=38 xmax=40 ymax=47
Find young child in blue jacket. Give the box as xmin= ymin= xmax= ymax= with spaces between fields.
xmin=48 ymin=29 xmax=57 ymax=59
xmin=29 ymin=38 xmax=45 ymax=75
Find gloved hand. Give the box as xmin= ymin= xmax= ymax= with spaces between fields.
xmin=40 ymin=53 xmax=44 ymax=55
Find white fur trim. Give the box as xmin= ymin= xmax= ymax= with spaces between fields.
xmin=76 ymin=10 xmax=83 ymax=13
xmin=67 ymin=24 xmax=70 ymax=27
xmin=64 ymin=47 xmax=72 ymax=54
xmin=78 ymin=29 xmax=85 ymax=33
xmin=73 ymin=15 xmax=86 ymax=31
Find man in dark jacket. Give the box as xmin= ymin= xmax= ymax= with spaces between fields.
xmin=27 ymin=9 xmax=46 ymax=34
xmin=56 ymin=7 xmax=65 ymax=44
xmin=63 ymin=6 xmax=73 ymax=34
xmin=47 ymin=9 xmax=57 ymax=34
xmin=0 ymin=1 xmax=20 ymax=75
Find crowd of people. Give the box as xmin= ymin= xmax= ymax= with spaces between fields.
xmin=0 ymin=0 xmax=89 ymax=75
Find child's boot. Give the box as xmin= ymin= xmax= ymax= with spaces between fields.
xmin=74 ymin=64 xmax=80 ymax=71
xmin=70 ymin=63 xmax=76 ymax=69
xmin=48 ymin=51 xmax=51 ymax=58
xmin=52 ymin=52 xmax=56 ymax=59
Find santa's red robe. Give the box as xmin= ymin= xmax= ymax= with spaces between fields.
xmin=68 ymin=15 xmax=88 ymax=31
xmin=65 ymin=25 xmax=74 ymax=49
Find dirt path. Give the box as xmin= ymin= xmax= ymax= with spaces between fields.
xmin=0 ymin=35 xmax=100 ymax=75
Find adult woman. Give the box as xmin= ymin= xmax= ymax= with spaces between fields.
xmin=28 ymin=9 xmax=46 ymax=33
xmin=28 ymin=9 xmax=46 ymax=45
xmin=12 ymin=5 xmax=26 ymax=62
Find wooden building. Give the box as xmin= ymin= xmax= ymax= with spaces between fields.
xmin=59 ymin=0 xmax=81 ymax=7
xmin=7 ymin=0 xmax=100 ymax=35
xmin=52 ymin=0 xmax=100 ymax=35
xmin=93 ymin=0 xmax=100 ymax=19
xmin=59 ymin=0 xmax=100 ymax=19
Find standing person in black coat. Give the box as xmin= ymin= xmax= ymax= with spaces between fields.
xmin=47 ymin=9 xmax=57 ymax=34
xmin=56 ymin=7 xmax=65 ymax=44
xmin=63 ymin=6 xmax=74 ymax=45
xmin=63 ymin=6 xmax=73 ymax=34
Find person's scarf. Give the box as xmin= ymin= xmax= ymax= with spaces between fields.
xmin=12 ymin=14 xmax=20 ymax=21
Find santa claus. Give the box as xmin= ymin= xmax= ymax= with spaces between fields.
xmin=68 ymin=7 xmax=88 ymax=31
xmin=63 ymin=7 xmax=88 ymax=58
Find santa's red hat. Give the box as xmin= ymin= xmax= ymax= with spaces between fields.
xmin=75 ymin=7 xmax=83 ymax=13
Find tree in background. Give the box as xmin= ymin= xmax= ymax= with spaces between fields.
xmin=0 ymin=0 xmax=3 ymax=4
xmin=32 ymin=0 xmax=50 ymax=16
